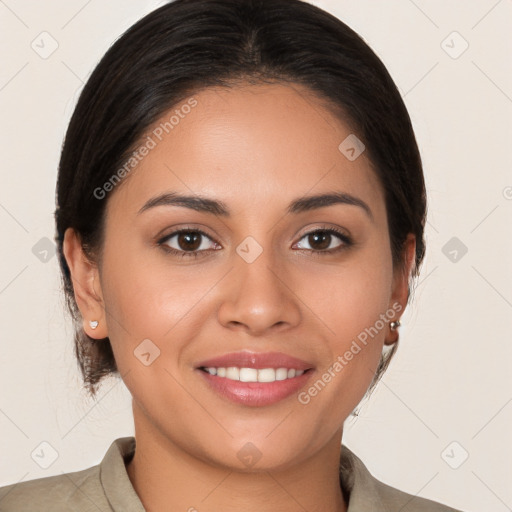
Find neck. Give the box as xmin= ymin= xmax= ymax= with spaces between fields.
xmin=125 ymin=403 xmax=348 ymax=512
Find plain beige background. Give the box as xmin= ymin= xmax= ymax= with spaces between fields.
xmin=0 ymin=1 xmax=511 ymax=511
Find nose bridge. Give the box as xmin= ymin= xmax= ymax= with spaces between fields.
xmin=217 ymin=233 xmax=301 ymax=333
xmin=237 ymin=236 xmax=282 ymax=298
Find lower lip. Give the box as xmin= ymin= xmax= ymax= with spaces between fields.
xmin=197 ymin=369 xmax=314 ymax=407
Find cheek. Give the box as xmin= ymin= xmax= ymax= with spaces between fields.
xmin=301 ymin=247 xmax=393 ymax=346
xmin=98 ymin=237 xmax=221 ymax=372
xmin=298 ymin=246 xmax=393 ymax=403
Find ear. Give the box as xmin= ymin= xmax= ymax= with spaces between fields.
xmin=384 ymin=233 xmax=416 ymax=345
xmin=62 ymin=227 xmax=108 ymax=339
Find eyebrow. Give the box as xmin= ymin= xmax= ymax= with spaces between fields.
xmin=138 ymin=191 xmax=373 ymax=221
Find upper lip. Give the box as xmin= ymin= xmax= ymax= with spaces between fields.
xmin=196 ymin=351 xmax=314 ymax=371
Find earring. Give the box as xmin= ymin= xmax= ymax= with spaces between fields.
xmin=89 ymin=320 xmax=99 ymax=330
xmin=390 ymin=319 xmax=401 ymax=331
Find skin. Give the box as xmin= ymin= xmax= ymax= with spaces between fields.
xmin=63 ymin=82 xmax=415 ymax=512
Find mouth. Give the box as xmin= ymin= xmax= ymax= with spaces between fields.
xmin=195 ymin=351 xmax=315 ymax=407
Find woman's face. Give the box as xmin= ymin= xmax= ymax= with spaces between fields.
xmin=78 ymin=83 xmax=412 ymax=470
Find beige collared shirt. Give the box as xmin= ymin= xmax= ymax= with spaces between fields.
xmin=0 ymin=437 xmax=463 ymax=511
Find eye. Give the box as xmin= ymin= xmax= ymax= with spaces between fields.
xmin=294 ymin=227 xmax=352 ymax=254
xmin=157 ymin=226 xmax=353 ymax=259
xmin=158 ymin=228 xmax=219 ymax=259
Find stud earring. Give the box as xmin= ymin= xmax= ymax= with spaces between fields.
xmin=389 ymin=319 xmax=401 ymax=331
xmin=89 ymin=320 xmax=99 ymax=330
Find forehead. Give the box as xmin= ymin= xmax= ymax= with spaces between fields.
xmin=106 ymin=83 xmax=385 ymax=221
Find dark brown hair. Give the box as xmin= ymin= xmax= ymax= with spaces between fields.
xmin=54 ymin=0 xmax=426 ymax=398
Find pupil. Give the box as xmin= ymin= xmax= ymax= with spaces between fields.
xmin=310 ymin=231 xmax=330 ymax=250
xmin=179 ymin=232 xmax=200 ymax=251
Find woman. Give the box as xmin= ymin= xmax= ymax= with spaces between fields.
xmin=0 ymin=0 xmax=465 ymax=510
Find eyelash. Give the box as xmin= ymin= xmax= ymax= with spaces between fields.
xmin=157 ymin=226 xmax=353 ymax=259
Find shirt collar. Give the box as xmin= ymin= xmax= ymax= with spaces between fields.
xmin=100 ymin=437 xmax=145 ymax=511
xmin=339 ymin=444 xmax=393 ymax=511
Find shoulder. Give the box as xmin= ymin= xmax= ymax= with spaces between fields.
xmin=369 ymin=475 xmax=462 ymax=511
xmin=340 ymin=444 xmax=465 ymax=512
xmin=0 ymin=437 xmax=140 ymax=512
xmin=0 ymin=463 xmax=109 ymax=512
xmin=0 ymin=463 xmax=107 ymax=512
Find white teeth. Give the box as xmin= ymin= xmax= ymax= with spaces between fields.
xmin=257 ymin=368 xmax=276 ymax=383
xmin=226 ymin=367 xmax=240 ymax=380
xmin=239 ymin=368 xmax=258 ymax=382
xmin=275 ymin=368 xmax=288 ymax=381
xmin=203 ymin=366 xmax=307 ymax=383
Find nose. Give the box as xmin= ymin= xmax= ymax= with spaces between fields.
xmin=216 ymin=244 xmax=302 ymax=336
